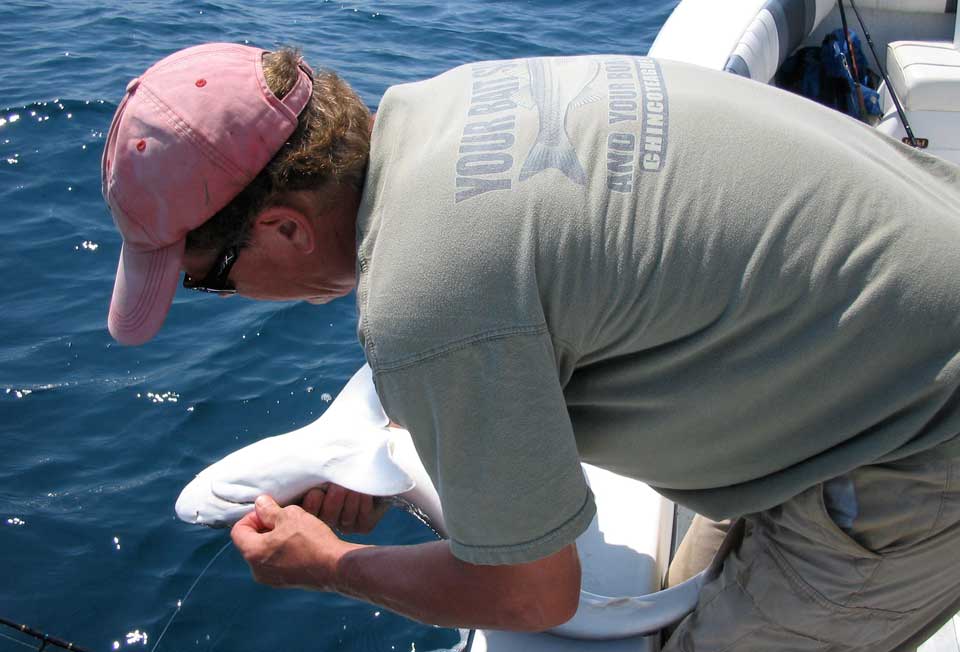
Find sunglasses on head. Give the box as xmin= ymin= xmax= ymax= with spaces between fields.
xmin=182 ymin=244 xmax=239 ymax=294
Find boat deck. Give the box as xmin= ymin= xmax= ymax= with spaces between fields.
xmin=923 ymin=616 xmax=960 ymax=652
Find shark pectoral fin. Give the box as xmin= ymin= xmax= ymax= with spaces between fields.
xmin=324 ymin=437 xmax=417 ymax=497
xmin=317 ymin=365 xmax=390 ymax=428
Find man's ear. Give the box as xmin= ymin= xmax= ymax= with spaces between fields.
xmin=251 ymin=205 xmax=315 ymax=255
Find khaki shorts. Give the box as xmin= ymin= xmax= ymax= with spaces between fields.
xmin=663 ymin=441 xmax=960 ymax=652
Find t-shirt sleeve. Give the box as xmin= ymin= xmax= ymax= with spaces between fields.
xmin=372 ymin=326 xmax=595 ymax=565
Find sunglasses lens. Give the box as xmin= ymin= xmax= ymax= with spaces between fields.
xmin=182 ymin=245 xmax=239 ymax=294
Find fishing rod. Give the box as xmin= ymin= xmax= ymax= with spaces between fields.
xmin=841 ymin=0 xmax=921 ymax=147
xmin=836 ymin=0 xmax=867 ymax=118
xmin=463 ymin=627 xmax=476 ymax=652
xmin=0 ymin=616 xmax=90 ymax=652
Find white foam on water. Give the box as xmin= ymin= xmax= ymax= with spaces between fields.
xmin=140 ymin=391 xmax=180 ymax=404
xmin=6 ymin=517 xmax=25 ymax=526
xmin=125 ymin=630 xmax=148 ymax=645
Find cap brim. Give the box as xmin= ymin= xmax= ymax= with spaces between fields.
xmin=108 ymin=239 xmax=185 ymax=346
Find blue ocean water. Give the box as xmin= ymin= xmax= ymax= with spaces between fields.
xmin=0 ymin=2 xmax=678 ymax=651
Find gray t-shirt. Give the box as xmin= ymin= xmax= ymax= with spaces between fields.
xmin=356 ymin=55 xmax=960 ymax=565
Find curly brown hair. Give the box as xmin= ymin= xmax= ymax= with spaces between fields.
xmin=185 ymin=47 xmax=371 ymax=253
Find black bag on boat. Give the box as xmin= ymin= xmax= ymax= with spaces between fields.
xmin=777 ymin=28 xmax=881 ymax=122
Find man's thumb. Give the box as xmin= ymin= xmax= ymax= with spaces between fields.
xmin=255 ymin=494 xmax=280 ymax=530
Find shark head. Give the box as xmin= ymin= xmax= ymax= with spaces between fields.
xmin=175 ymin=425 xmax=415 ymax=528
xmin=175 ymin=365 xmax=430 ymax=528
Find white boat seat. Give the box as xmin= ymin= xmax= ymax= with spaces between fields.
xmin=713 ymin=0 xmax=956 ymax=83
xmin=887 ymin=40 xmax=960 ymax=111
xmin=878 ymin=40 xmax=960 ymax=165
xmin=854 ymin=0 xmax=959 ymax=11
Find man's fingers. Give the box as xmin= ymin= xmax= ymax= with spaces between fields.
xmin=354 ymin=494 xmax=377 ymax=533
xmin=320 ymin=484 xmax=346 ymax=527
xmin=340 ymin=490 xmax=361 ymax=530
xmin=234 ymin=508 xmax=265 ymax=533
xmin=231 ymin=511 xmax=266 ymax=558
xmin=302 ymin=487 xmax=326 ymax=516
xmin=255 ymin=494 xmax=281 ymax=530
xmin=304 ymin=484 xmax=384 ymax=533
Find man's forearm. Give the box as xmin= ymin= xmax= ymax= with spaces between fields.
xmin=334 ymin=540 xmax=580 ymax=631
xmin=230 ymin=496 xmax=580 ymax=631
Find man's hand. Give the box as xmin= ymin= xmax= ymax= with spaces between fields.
xmin=231 ymin=494 xmax=581 ymax=631
xmin=230 ymin=494 xmax=355 ymax=591
xmin=300 ymin=484 xmax=388 ymax=534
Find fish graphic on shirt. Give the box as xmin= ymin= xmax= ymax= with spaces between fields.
xmin=520 ymin=58 xmax=601 ymax=185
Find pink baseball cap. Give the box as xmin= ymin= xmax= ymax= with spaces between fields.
xmin=102 ymin=42 xmax=313 ymax=345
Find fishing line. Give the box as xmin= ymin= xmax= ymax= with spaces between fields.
xmin=384 ymin=499 xmax=476 ymax=652
xmin=149 ymin=539 xmax=232 ymax=652
xmin=0 ymin=617 xmax=90 ymax=652
xmin=206 ymin=597 xmax=245 ymax=651
xmin=0 ymin=629 xmax=44 ymax=651
xmin=2 ymin=524 xmax=230 ymax=652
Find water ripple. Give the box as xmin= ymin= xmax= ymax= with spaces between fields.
xmin=0 ymin=1 xmax=678 ymax=650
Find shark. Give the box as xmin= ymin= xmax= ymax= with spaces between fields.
xmin=175 ymin=365 xmax=445 ymax=534
xmin=174 ymin=364 xmax=709 ymax=641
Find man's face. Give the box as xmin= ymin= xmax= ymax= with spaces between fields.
xmin=182 ymin=189 xmax=359 ymax=305
xmin=181 ymin=245 xmax=353 ymax=304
